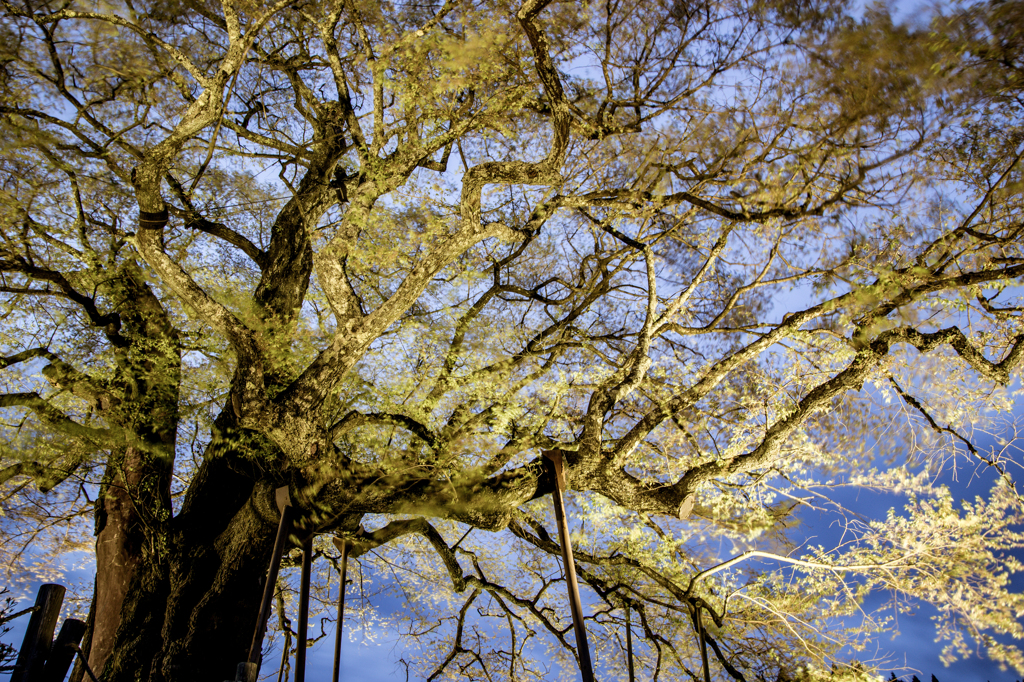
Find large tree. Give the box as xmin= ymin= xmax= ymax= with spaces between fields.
xmin=0 ymin=0 xmax=1022 ymax=680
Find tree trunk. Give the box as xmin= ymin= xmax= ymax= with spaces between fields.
xmin=89 ymin=447 xmax=159 ymax=674
xmin=159 ymin=466 xmax=281 ymax=681
xmin=96 ymin=443 xmax=286 ymax=682
xmin=89 ymin=267 xmax=182 ymax=679
xmin=98 ymin=552 xmax=170 ymax=682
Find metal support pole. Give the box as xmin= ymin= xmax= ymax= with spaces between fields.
xmin=12 ymin=583 xmax=65 ymax=682
xmin=543 ymin=449 xmax=594 ymax=682
xmin=294 ymin=534 xmax=313 ymax=682
xmin=275 ymin=627 xmax=291 ymax=682
xmin=331 ymin=537 xmax=350 ymax=682
xmin=625 ymin=604 xmax=635 ymax=682
xmin=248 ymin=487 xmax=294 ymax=666
xmin=695 ymin=606 xmax=711 ymax=682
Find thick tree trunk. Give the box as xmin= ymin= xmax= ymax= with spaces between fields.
xmin=158 ymin=463 xmax=280 ymax=682
xmin=92 ymin=441 xmax=175 ymax=682
xmin=101 ymin=552 xmax=171 ymax=682
xmin=89 ymin=449 xmax=149 ymax=674
xmin=97 ymin=431 xmax=287 ymax=682
xmin=89 ymin=265 xmax=182 ymax=680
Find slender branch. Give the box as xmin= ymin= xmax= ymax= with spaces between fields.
xmin=684 ymin=549 xmax=911 ymax=597
xmin=0 ymin=258 xmax=123 ymax=341
xmin=425 ymin=589 xmax=481 ymax=682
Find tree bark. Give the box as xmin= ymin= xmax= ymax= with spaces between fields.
xmin=94 ymin=412 xmax=291 ymax=682
xmin=157 ymin=473 xmax=279 ymax=682
xmin=90 ymin=449 xmax=148 ymax=675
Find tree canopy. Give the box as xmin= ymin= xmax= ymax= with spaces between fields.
xmin=0 ymin=0 xmax=1022 ymax=680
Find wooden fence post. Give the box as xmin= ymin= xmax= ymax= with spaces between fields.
xmin=40 ymin=618 xmax=86 ymax=682
xmin=11 ymin=583 xmax=65 ymax=682
xmin=543 ymin=450 xmax=595 ymax=682
xmin=233 ymin=661 xmax=258 ymax=682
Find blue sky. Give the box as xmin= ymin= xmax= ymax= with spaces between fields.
xmin=793 ymin=393 xmax=1024 ymax=682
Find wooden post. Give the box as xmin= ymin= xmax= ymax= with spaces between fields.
xmin=294 ymin=534 xmax=313 ymax=682
xmin=12 ymin=583 xmax=65 ymax=682
xmin=625 ymin=604 xmax=635 ymax=682
xmin=331 ymin=537 xmax=350 ymax=682
xmin=248 ymin=486 xmax=294 ymax=666
xmin=40 ymin=618 xmax=86 ymax=682
xmin=543 ymin=450 xmax=595 ymax=682
xmin=234 ymin=662 xmax=258 ymax=682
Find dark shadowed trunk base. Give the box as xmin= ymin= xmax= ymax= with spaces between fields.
xmin=100 ymin=454 xmax=283 ymax=682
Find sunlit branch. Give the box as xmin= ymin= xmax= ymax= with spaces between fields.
xmin=425 ymin=589 xmax=481 ymax=682
xmin=685 ymin=550 xmax=912 ymax=598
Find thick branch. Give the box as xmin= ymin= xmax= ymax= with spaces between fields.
xmin=330 ymin=411 xmax=439 ymax=451
xmin=0 ymin=392 xmax=112 ymax=443
xmin=0 ymin=259 xmax=124 ymax=342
